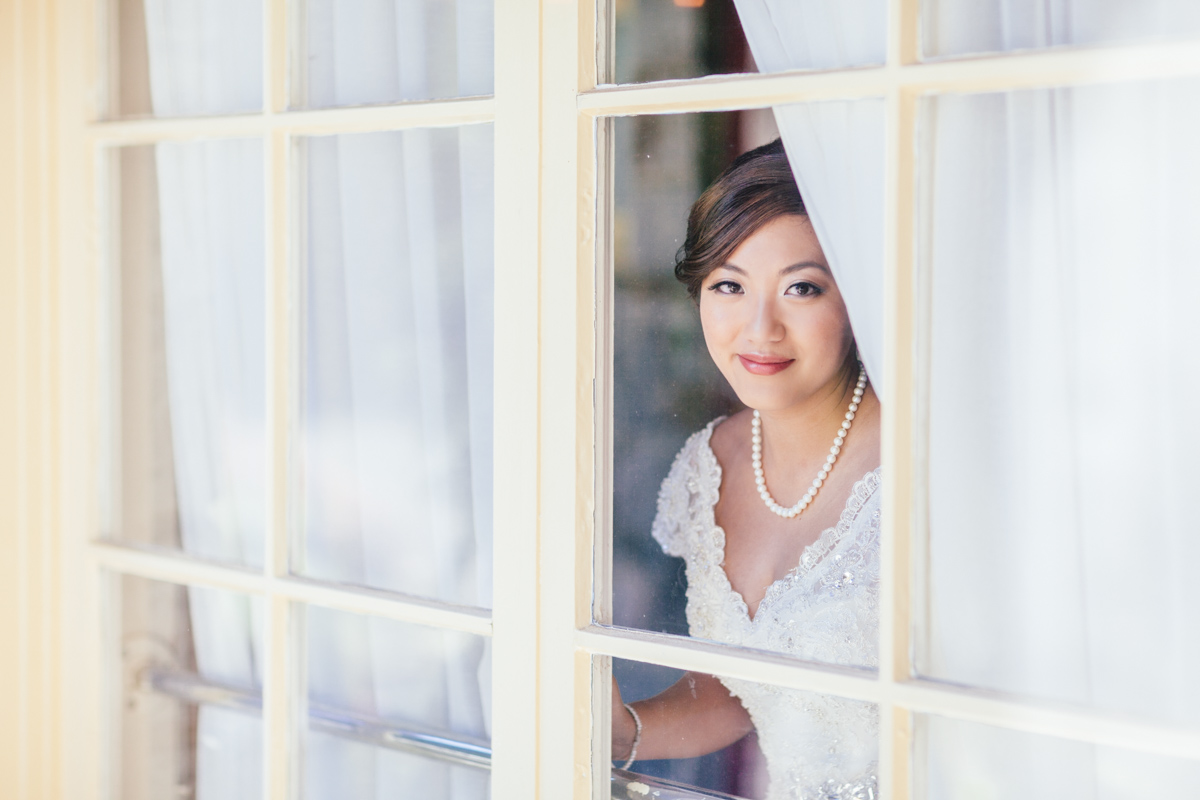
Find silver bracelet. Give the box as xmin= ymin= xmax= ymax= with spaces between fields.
xmin=621 ymin=702 xmax=643 ymax=770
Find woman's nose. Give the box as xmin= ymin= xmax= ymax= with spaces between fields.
xmin=745 ymin=296 xmax=784 ymax=343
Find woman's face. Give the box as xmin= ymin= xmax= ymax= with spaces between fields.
xmin=698 ymin=214 xmax=856 ymax=414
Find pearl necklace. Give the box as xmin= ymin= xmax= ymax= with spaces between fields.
xmin=752 ymin=366 xmax=867 ymax=519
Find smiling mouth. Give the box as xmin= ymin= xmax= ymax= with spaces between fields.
xmin=738 ymin=354 xmax=795 ymax=376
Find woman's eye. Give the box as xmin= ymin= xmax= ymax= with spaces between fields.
xmin=787 ymin=281 xmax=822 ymax=297
xmin=709 ymin=280 xmax=743 ymax=295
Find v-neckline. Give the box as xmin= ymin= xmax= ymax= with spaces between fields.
xmin=698 ymin=418 xmax=880 ymax=624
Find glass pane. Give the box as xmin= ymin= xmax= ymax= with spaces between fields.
xmin=611 ymin=0 xmax=885 ymax=86
xmin=111 ymin=0 xmax=262 ymax=117
xmin=613 ymin=0 xmax=753 ymax=85
xmin=608 ymin=107 xmax=885 ymax=672
xmin=921 ymin=0 xmax=1200 ymax=60
xmin=917 ymin=80 xmax=1200 ymax=723
xmin=609 ymin=656 xmax=875 ymax=799
xmin=295 ymin=0 xmax=494 ymax=109
xmin=918 ymin=714 xmax=1200 ymax=797
xmin=306 ymin=607 xmax=491 ymax=799
xmin=113 ymin=140 xmax=265 ymax=569
xmin=298 ymin=125 xmax=494 ymax=606
xmin=115 ymin=575 xmax=263 ymax=800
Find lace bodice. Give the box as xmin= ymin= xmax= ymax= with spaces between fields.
xmin=651 ymin=419 xmax=881 ymax=800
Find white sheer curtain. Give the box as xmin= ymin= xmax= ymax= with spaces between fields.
xmin=732 ymin=0 xmax=887 ymax=393
xmin=732 ymin=3 xmax=1200 ymax=792
xmin=921 ymin=78 xmax=1200 ymax=796
xmin=923 ymin=0 xmax=1200 ymax=59
xmin=144 ymin=1 xmax=265 ymax=798
xmin=143 ymin=1 xmax=493 ymax=798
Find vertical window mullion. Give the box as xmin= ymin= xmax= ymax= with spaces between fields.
xmin=878 ymin=81 xmax=920 ymax=800
xmin=886 ymin=0 xmax=924 ymax=796
xmin=489 ymin=1 xmax=543 ymax=799
xmin=262 ymin=0 xmax=294 ymax=794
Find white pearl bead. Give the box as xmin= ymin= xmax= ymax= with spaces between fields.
xmin=752 ymin=364 xmax=865 ymax=518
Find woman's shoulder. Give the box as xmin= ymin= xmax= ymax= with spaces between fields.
xmin=650 ymin=416 xmax=730 ymax=557
xmin=707 ymin=408 xmax=753 ymax=468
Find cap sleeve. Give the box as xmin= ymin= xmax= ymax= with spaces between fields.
xmin=651 ymin=421 xmax=721 ymax=559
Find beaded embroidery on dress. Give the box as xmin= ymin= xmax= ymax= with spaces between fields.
xmin=652 ymin=418 xmax=882 ymax=800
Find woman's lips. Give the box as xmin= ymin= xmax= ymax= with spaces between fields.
xmin=738 ymin=354 xmax=795 ymax=376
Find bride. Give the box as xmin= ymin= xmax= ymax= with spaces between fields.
xmin=611 ymin=139 xmax=882 ymax=800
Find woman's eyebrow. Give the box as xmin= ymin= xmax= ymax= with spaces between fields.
xmin=781 ymin=261 xmax=829 ymax=276
xmin=717 ymin=261 xmax=829 ymax=276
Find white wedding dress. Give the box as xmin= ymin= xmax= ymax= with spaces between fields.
xmin=651 ymin=419 xmax=881 ymax=800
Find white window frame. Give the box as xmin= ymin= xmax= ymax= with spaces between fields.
xmin=4 ymin=0 xmax=1200 ymax=799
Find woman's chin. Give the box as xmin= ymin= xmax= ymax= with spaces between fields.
xmin=728 ymin=384 xmax=801 ymax=414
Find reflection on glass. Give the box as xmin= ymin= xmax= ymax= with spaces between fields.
xmin=111 ymin=0 xmax=262 ymax=117
xmin=611 ymin=656 xmax=876 ymax=799
xmin=297 ymin=0 xmax=494 ymax=108
xmin=306 ymin=607 xmax=491 ymax=800
xmin=114 ymin=141 xmax=265 ymax=569
xmin=115 ymin=575 xmax=263 ymax=800
xmin=299 ymin=126 xmax=494 ymax=606
xmin=918 ymin=714 xmax=1200 ymax=797
xmin=613 ymin=0 xmax=752 ymax=85
xmin=922 ymin=0 xmax=1200 ymax=59
xmin=918 ymin=80 xmax=1200 ymax=722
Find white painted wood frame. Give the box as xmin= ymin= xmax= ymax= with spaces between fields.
xmin=2 ymin=0 xmax=1199 ymax=799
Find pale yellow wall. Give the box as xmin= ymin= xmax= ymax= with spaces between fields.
xmin=0 ymin=0 xmax=68 ymax=797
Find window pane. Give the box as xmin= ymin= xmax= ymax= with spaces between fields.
xmin=607 ymin=106 xmax=885 ymax=673
xmin=306 ymin=607 xmax=491 ymax=799
xmin=917 ymin=79 xmax=1200 ymax=723
xmin=295 ymin=0 xmax=494 ymax=109
xmin=114 ymin=575 xmax=263 ymax=800
xmin=111 ymin=0 xmax=263 ymax=117
xmin=298 ymin=126 xmax=494 ymax=607
xmin=610 ymin=0 xmax=885 ymax=86
xmin=918 ymin=714 xmax=1200 ymax=797
xmin=113 ymin=140 xmax=265 ymax=569
xmin=921 ymin=0 xmax=1200 ymax=60
xmin=608 ymin=656 xmax=875 ymax=799
xmin=612 ymin=0 xmax=752 ymax=85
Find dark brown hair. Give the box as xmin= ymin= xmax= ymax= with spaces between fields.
xmin=674 ymin=138 xmax=805 ymax=301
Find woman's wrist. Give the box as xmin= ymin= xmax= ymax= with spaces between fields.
xmin=612 ymin=701 xmax=635 ymax=758
xmin=616 ymin=703 xmax=643 ymax=769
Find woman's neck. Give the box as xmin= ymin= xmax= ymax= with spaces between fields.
xmin=756 ymin=363 xmax=863 ymax=471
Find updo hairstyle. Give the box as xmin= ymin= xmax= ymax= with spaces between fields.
xmin=674 ymin=138 xmax=806 ymax=301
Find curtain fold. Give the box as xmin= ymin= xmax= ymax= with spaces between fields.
xmin=732 ymin=0 xmax=887 ymax=392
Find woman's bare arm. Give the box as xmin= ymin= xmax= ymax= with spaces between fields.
xmin=613 ymin=672 xmax=754 ymax=762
